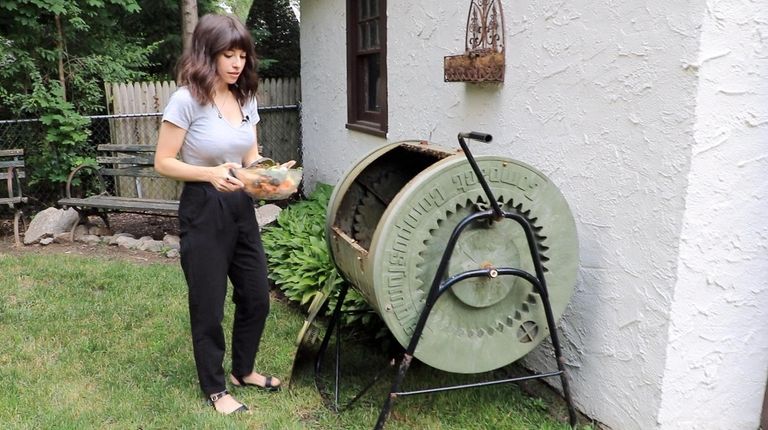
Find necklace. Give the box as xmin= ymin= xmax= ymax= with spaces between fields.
xmin=213 ymin=93 xmax=246 ymax=123
xmin=212 ymin=95 xmax=228 ymax=119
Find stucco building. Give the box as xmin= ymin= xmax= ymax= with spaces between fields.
xmin=298 ymin=1 xmax=768 ymax=428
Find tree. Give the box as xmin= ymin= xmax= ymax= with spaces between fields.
xmin=246 ymin=0 xmax=301 ymax=78
xmin=0 ymin=0 xmax=156 ymax=116
xmin=220 ymin=0 xmax=253 ymax=20
xmin=117 ymin=0 xmax=219 ymax=81
xmin=181 ymin=0 xmax=199 ymax=52
xmin=0 ymin=0 xmax=223 ymax=118
xmin=0 ymin=0 xmax=157 ymax=198
xmin=0 ymin=0 xmax=220 ymax=200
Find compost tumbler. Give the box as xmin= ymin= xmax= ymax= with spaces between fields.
xmin=325 ymin=140 xmax=578 ymax=374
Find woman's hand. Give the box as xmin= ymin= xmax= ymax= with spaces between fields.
xmin=211 ymin=162 xmax=244 ymax=192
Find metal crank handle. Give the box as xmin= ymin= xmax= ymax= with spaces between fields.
xmin=458 ymin=131 xmax=492 ymax=142
xmin=457 ymin=131 xmax=502 ymax=217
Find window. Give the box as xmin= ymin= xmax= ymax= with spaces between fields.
xmin=346 ymin=0 xmax=387 ymax=136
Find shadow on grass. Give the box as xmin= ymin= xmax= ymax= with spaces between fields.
xmin=286 ymin=311 xmax=590 ymax=430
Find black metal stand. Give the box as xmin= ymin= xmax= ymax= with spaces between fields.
xmin=315 ymin=132 xmax=578 ymax=429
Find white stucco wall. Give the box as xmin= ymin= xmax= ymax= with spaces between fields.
xmin=299 ymin=1 xmax=766 ymax=429
xmin=657 ymin=2 xmax=768 ymax=429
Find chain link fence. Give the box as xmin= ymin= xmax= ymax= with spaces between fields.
xmin=0 ymin=105 xmax=301 ymax=216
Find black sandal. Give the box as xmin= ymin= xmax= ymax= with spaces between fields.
xmin=207 ymin=390 xmax=249 ymax=414
xmin=231 ymin=373 xmax=282 ymax=392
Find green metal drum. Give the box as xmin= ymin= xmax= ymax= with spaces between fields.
xmin=326 ymin=141 xmax=578 ymax=374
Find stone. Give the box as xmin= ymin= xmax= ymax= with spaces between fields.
xmin=116 ymin=236 xmax=139 ymax=250
xmin=108 ymin=233 xmax=135 ymax=246
xmin=137 ymin=238 xmax=164 ymax=253
xmin=88 ymin=225 xmax=112 ymax=236
xmin=78 ymin=234 xmax=102 ymax=245
xmin=256 ymin=204 xmax=282 ymax=227
xmin=23 ymin=207 xmax=79 ymax=245
xmin=53 ymin=232 xmax=73 ymax=243
xmin=162 ymin=234 xmax=181 ymax=250
xmin=72 ymin=224 xmax=90 ymax=242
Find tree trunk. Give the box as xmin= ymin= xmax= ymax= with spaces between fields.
xmin=54 ymin=14 xmax=67 ymax=101
xmin=181 ymin=0 xmax=199 ymax=52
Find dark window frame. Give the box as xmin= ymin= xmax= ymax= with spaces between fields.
xmin=346 ymin=0 xmax=387 ymax=136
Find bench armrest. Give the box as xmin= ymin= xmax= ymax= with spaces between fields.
xmin=3 ymin=166 xmax=26 ymax=200
xmin=65 ymin=164 xmax=106 ymax=199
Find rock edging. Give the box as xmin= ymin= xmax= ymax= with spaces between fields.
xmin=25 ymin=204 xmax=282 ymax=258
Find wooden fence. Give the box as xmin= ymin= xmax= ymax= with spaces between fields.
xmin=104 ymin=78 xmax=301 ymax=200
xmin=105 ymin=78 xmax=301 ymax=114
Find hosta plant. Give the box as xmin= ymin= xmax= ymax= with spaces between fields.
xmin=261 ymin=183 xmax=380 ymax=329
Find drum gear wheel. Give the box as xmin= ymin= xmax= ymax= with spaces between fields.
xmin=326 ymin=142 xmax=578 ymax=374
xmin=372 ymin=156 xmax=578 ymax=373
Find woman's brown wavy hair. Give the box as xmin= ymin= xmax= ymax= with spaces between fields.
xmin=176 ymin=14 xmax=259 ymax=106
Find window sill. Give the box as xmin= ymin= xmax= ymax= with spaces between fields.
xmin=346 ymin=122 xmax=387 ymax=138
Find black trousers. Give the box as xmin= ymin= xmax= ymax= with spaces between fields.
xmin=178 ymin=182 xmax=270 ymax=396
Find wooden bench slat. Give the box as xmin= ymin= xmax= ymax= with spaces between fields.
xmin=59 ymin=196 xmax=178 ymax=208
xmin=0 ymin=196 xmax=26 ymax=203
xmin=86 ymin=196 xmax=179 ymax=205
xmin=97 ymin=144 xmax=157 ymax=152
xmin=60 ymin=196 xmax=175 ymax=205
xmin=0 ymin=172 xmax=25 ymax=180
xmin=100 ymin=167 xmax=162 ymax=178
xmin=0 ymin=160 xmax=25 ymax=168
xmin=96 ymin=155 xmax=154 ymax=164
xmin=59 ymin=196 xmax=178 ymax=213
xmin=0 ymin=149 xmax=24 ymax=157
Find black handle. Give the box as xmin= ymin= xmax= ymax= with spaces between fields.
xmin=456 ymin=131 xmax=502 ymax=218
xmin=458 ymin=131 xmax=492 ymax=142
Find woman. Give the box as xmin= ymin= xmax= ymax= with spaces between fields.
xmin=154 ymin=13 xmax=281 ymax=415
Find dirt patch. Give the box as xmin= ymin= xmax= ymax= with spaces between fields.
xmin=0 ymin=212 xmax=180 ymax=264
xmin=97 ymin=212 xmax=180 ymax=239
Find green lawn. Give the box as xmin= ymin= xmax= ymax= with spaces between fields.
xmin=0 ymin=252 xmax=584 ymax=429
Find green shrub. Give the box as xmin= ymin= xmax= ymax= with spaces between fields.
xmin=261 ymin=183 xmax=380 ymax=329
xmin=2 ymin=76 xmax=97 ymax=202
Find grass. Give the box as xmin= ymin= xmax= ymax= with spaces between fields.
xmin=0 ymin=252 xmax=585 ymax=429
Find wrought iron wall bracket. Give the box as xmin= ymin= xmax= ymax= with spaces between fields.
xmin=444 ymin=0 xmax=506 ymax=82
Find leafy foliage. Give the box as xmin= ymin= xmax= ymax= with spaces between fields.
xmin=0 ymin=0 xmax=151 ymax=116
xmin=261 ymin=184 xmax=380 ymax=329
xmin=32 ymin=87 xmax=94 ymax=190
xmin=116 ymin=0 xmax=221 ymax=81
xmin=0 ymin=74 xmax=94 ymax=198
xmin=0 ymin=0 xmax=223 ymax=118
xmin=246 ymin=0 xmax=301 ymax=78
xmin=0 ymin=0 xmax=217 ymax=199
xmin=219 ymin=0 xmax=254 ymax=20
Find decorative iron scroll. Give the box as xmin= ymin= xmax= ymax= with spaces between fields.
xmin=444 ymin=0 xmax=506 ymax=83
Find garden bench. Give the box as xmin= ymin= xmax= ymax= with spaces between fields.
xmin=58 ymin=144 xmax=179 ymax=232
xmin=0 ymin=148 xmax=28 ymax=246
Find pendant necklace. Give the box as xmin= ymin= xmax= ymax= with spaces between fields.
xmin=213 ymin=94 xmax=244 ymax=122
xmin=213 ymin=95 xmax=228 ymax=119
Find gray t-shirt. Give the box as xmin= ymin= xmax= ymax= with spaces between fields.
xmin=162 ymin=87 xmax=261 ymax=167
